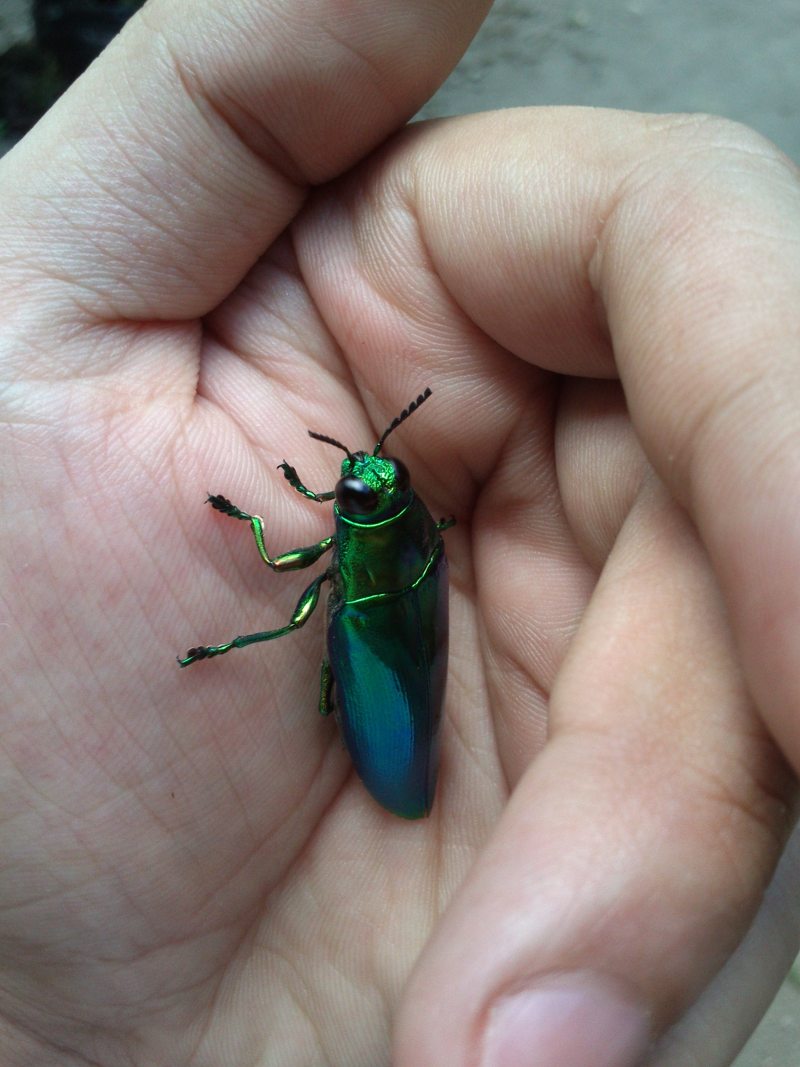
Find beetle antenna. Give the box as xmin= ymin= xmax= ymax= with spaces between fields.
xmin=308 ymin=430 xmax=355 ymax=463
xmin=374 ymin=387 xmax=432 ymax=455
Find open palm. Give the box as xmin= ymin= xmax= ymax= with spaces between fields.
xmin=3 ymin=4 xmax=800 ymax=1067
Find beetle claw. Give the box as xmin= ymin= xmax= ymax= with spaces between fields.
xmin=178 ymin=646 xmax=210 ymax=667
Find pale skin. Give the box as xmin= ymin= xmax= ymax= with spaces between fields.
xmin=1 ymin=2 xmax=799 ymax=1065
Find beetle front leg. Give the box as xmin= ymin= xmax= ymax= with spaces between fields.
xmin=178 ymin=571 xmax=329 ymax=667
xmin=277 ymin=462 xmax=335 ymax=503
xmin=207 ymin=494 xmax=334 ymax=572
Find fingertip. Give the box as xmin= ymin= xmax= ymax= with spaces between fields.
xmin=479 ymin=973 xmax=652 ymax=1067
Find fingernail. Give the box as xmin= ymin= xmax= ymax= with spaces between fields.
xmin=480 ymin=972 xmax=651 ymax=1067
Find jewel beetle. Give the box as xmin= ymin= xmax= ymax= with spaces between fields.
xmin=178 ymin=388 xmax=454 ymax=819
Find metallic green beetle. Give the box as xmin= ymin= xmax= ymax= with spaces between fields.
xmin=179 ymin=388 xmax=454 ymax=819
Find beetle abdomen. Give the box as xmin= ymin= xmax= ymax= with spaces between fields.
xmin=327 ymin=551 xmax=448 ymax=819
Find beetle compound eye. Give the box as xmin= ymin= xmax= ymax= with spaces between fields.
xmin=387 ymin=458 xmax=410 ymax=493
xmin=336 ymin=476 xmax=379 ymax=516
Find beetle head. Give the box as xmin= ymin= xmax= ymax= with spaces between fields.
xmin=333 ymin=452 xmax=412 ymax=523
xmin=307 ymin=387 xmax=431 ymax=524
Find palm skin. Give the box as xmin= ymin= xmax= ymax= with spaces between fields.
xmin=2 ymin=5 xmax=800 ymax=1067
xmin=0 ymin=212 xmax=560 ymax=1064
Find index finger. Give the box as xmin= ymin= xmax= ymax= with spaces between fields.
xmin=0 ymin=0 xmax=490 ymax=321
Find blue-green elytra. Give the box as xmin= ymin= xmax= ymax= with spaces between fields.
xmin=179 ymin=388 xmax=454 ymax=819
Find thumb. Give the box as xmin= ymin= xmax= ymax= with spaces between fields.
xmin=396 ymin=481 xmax=794 ymax=1067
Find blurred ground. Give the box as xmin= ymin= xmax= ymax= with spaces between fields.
xmin=737 ymin=975 xmax=800 ymax=1067
xmin=420 ymin=0 xmax=800 ymax=163
xmin=0 ymin=0 xmax=33 ymax=48
xmin=1 ymin=2 xmax=798 ymax=1064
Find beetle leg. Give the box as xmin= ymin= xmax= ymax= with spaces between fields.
xmin=207 ymin=494 xmax=334 ymax=572
xmin=437 ymin=516 xmax=456 ymax=531
xmin=277 ymin=461 xmax=336 ymax=503
xmin=318 ymin=659 xmax=335 ymax=716
xmin=178 ymin=571 xmax=329 ymax=667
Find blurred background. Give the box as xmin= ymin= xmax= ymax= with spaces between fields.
xmin=0 ymin=0 xmax=145 ymax=148
xmin=419 ymin=0 xmax=800 ymax=164
xmin=1 ymin=2 xmax=798 ymax=1064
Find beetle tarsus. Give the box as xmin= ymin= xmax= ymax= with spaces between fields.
xmin=207 ymin=494 xmax=251 ymax=520
xmin=278 ymin=461 xmax=335 ymax=503
xmin=178 ymin=645 xmax=211 ymax=667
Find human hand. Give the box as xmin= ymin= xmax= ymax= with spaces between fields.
xmin=1 ymin=3 xmax=798 ymax=1066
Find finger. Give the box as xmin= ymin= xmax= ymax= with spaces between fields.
xmin=556 ymin=378 xmax=648 ymax=569
xmin=0 ymin=0 xmax=490 ymax=324
xmin=315 ymin=107 xmax=800 ymax=778
xmin=396 ymin=478 xmax=795 ymax=1067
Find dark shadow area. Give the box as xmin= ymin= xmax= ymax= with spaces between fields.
xmin=0 ymin=0 xmax=144 ymax=142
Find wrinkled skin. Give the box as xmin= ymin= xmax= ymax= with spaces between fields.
xmin=1 ymin=3 xmax=799 ymax=1066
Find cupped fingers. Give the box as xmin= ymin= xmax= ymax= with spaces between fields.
xmin=396 ymin=476 xmax=796 ymax=1067
xmin=401 ymin=108 xmax=800 ymax=782
xmin=0 ymin=0 xmax=491 ymax=326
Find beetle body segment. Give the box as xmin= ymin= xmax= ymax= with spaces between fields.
xmin=327 ymin=495 xmax=448 ymax=819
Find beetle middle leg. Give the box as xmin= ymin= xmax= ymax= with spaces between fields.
xmin=207 ymin=494 xmax=334 ymax=572
xmin=178 ymin=571 xmax=329 ymax=667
